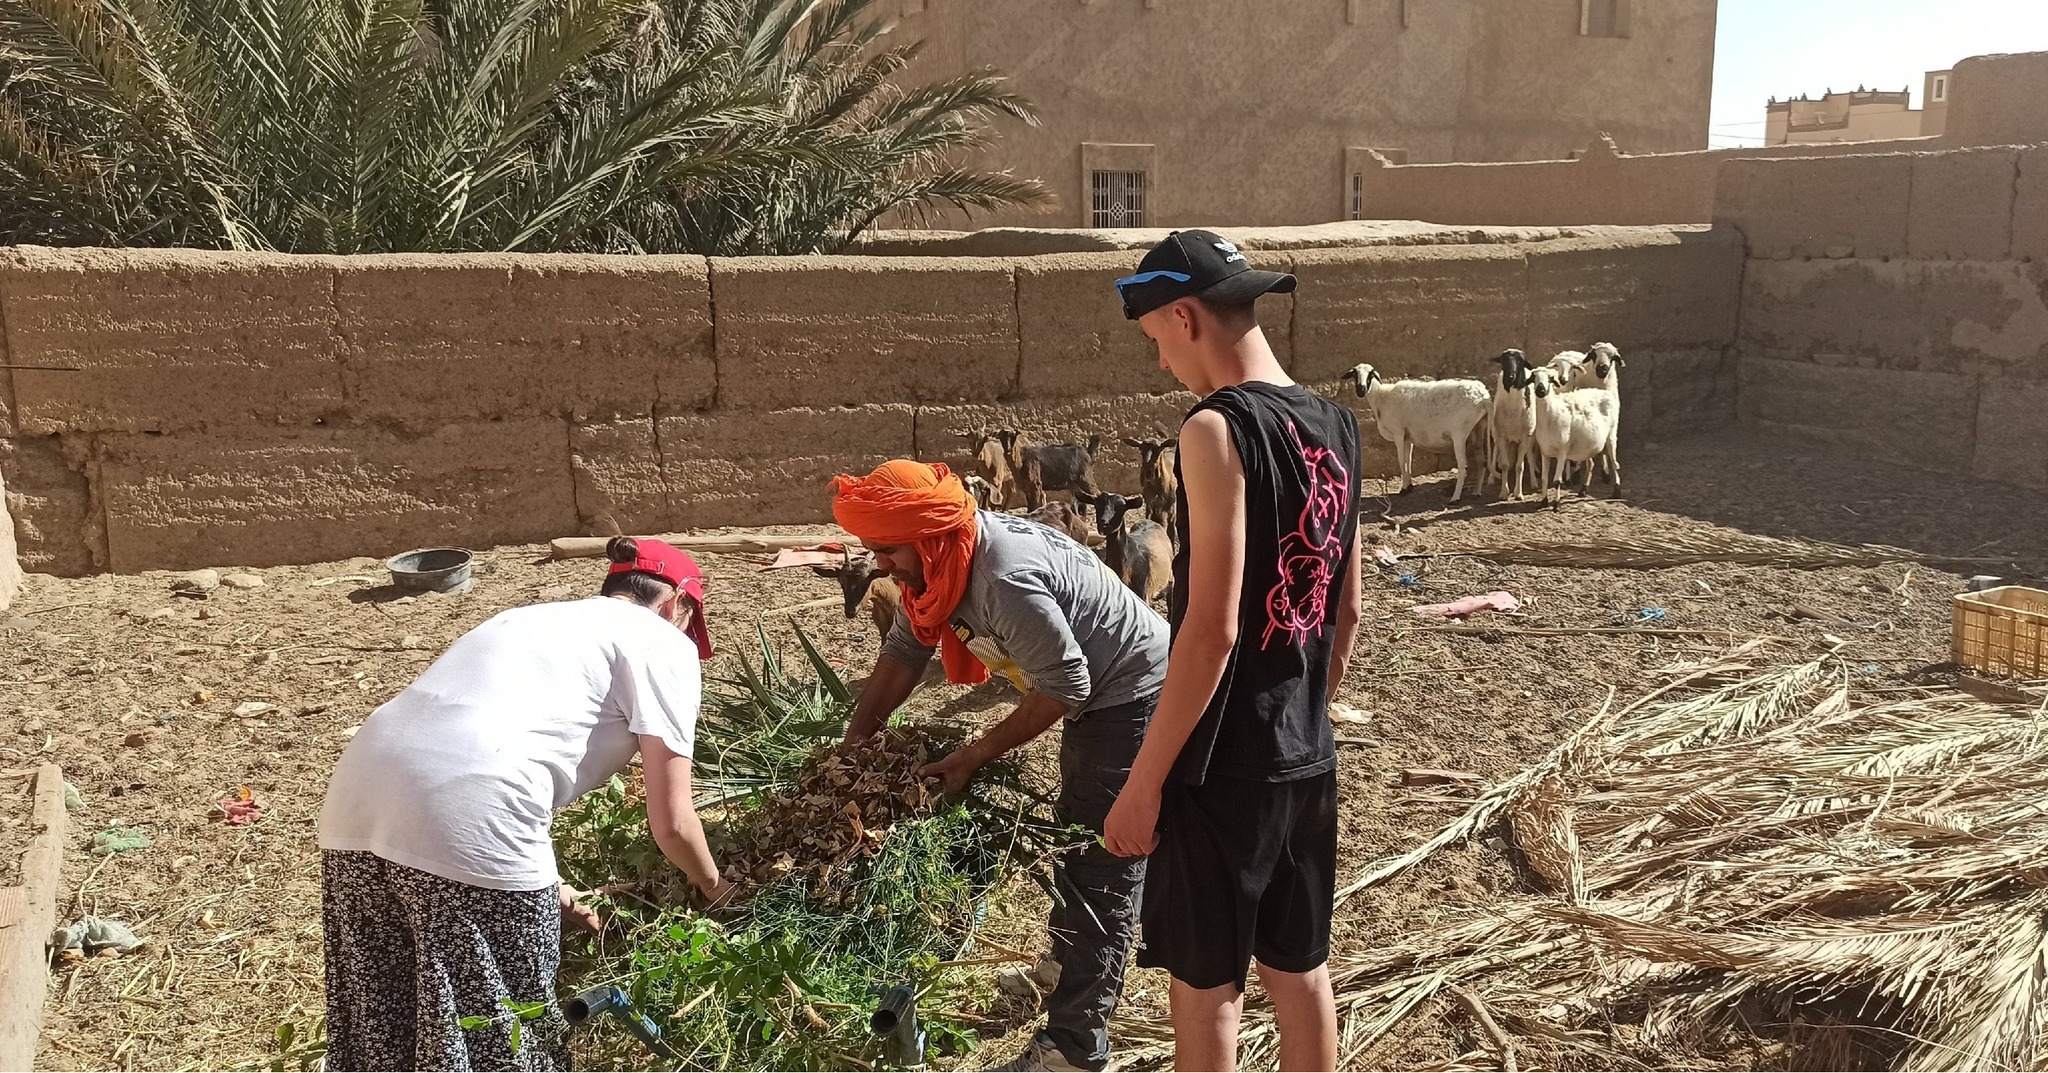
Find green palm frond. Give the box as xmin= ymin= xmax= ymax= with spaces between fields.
xmin=0 ymin=0 xmax=1042 ymax=251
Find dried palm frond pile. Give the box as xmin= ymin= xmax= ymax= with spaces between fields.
xmin=1435 ymin=530 xmax=2035 ymax=573
xmin=1118 ymin=646 xmax=2048 ymax=1071
xmin=725 ymin=726 xmax=951 ymax=902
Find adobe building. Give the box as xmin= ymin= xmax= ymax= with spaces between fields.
xmin=1766 ymin=52 xmax=2048 ymax=147
xmin=1765 ymin=76 xmax=1950 ymax=145
xmin=899 ymin=0 xmax=1719 ymax=228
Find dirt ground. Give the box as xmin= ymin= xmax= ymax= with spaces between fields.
xmin=7 ymin=428 xmax=2046 ymax=1072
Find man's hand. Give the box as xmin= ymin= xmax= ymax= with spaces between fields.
xmin=920 ymin=744 xmax=985 ymax=795
xmin=558 ymin=885 xmax=603 ymax=933
xmin=1102 ymin=783 xmax=1161 ymax=858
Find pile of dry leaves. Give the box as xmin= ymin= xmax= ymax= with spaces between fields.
xmin=726 ymin=725 xmax=950 ymax=902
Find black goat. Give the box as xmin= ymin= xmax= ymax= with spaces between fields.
xmin=1085 ymin=491 xmax=1172 ymax=606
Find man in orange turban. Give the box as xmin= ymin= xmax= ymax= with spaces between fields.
xmin=831 ymin=458 xmax=1169 ymax=1073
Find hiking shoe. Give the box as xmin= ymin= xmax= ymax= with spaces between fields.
xmin=991 ymin=1031 xmax=1103 ymax=1072
xmin=996 ymin=957 xmax=1063 ymax=997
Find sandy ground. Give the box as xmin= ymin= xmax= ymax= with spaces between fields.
xmin=6 ymin=428 xmax=2045 ymax=1072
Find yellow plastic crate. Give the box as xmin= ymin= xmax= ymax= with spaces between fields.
xmin=1952 ymin=586 xmax=2048 ymax=680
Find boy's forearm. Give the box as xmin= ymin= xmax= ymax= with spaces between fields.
xmin=1327 ymin=607 xmax=1361 ymax=705
xmin=1125 ymin=627 xmax=1236 ymax=792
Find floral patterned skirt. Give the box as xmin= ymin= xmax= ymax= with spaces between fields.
xmin=321 ymin=850 xmax=569 ymax=1071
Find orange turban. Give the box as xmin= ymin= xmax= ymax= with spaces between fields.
xmin=830 ymin=460 xmax=989 ymax=686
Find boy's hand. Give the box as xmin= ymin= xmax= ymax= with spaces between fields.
xmin=1102 ymin=784 xmax=1161 ymax=857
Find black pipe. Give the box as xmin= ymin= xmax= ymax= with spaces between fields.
xmin=870 ymin=983 xmax=925 ymax=1066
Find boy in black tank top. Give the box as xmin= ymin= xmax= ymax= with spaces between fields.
xmin=1102 ymin=231 xmax=1364 ymax=1072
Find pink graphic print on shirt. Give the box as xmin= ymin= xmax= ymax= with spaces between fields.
xmin=1261 ymin=421 xmax=1352 ymax=649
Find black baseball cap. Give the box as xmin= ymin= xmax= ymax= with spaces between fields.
xmin=1113 ymin=229 xmax=1297 ymax=320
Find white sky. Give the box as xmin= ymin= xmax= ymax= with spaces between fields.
xmin=1709 ymin=0 xmax=2048 ymax=147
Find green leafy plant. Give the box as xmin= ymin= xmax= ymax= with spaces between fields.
xmin=553 ymin=623 xmax=1075 ymax=1069
xmin=265 ymin=1018 xmax=327 ymax=1072
xmin=458 ymin=998 xmax=551 ymax=1053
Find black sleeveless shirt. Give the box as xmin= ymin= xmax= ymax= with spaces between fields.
xmin=1168 ymin=382 xmax=1362 ymax=785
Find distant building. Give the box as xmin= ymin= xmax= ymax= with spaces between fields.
xmin=898 ymin=0 xmax=1720 ymax=229
xmin=1764 ymin=70 xmax=1951 ymax=145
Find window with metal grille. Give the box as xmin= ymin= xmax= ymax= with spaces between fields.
xmin=1091 ymin=171 xmax=1147 ymax=228
xmin=1350 ymin=173 xmax=1364 ymax=220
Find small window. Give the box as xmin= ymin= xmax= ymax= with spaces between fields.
xmin=1580 ymin=0 xmax=1629 ymax=37
xmin=1091 ymin=170 xmax=1147 ymax=228
xmin=1932 ymin=76 xmax=1947 ymax=102
xmin=1350 ymin=173 xmax=1364 ymax=220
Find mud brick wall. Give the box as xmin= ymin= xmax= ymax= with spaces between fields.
xmin=0 ymin=228 xmax=1741 ymax=577
xmin=1716 ymin=146 xmax=2048 ymax=491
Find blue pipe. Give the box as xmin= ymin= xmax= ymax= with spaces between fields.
xmin=565 ymin=985 xmax=675 ymax=1060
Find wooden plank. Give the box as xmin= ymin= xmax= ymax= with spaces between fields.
xmin=550 ymin=530 xmax=855 ymax=560
xmin=0 ymin=764 xmax=67 ymax=1072
xmin=0 ymin=887 xmax=27 ymax=928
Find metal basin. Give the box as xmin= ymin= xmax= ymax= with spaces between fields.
xmin=385 ymin=547 xmax=474 ymax=594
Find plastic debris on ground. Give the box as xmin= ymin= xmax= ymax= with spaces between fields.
xmin=762 ymin=544 xmax=852 ymax=571
xmin=62 ymin=781 xmax=85 ymax=812
xmin=1638 ymin=607 xmax=1667 ymax=621
xmin=1410 ymin=591 xmax=1521 ymax=619
xmin=52 ymin=916 xmax=144 ymax=962
xmin=214 ymin=785 xmax=265 ymax=825
xmin=1329 ymin=702 xmax=1372 ymax=725
xmin=90 ymin=827 xmax=152 ymax=855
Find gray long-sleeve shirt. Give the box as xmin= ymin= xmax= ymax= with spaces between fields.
xmin=882 ymin=510 xmax=1168 ymax=716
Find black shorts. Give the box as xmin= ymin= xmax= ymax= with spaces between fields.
xmin=1134 ymin=771 xmax=1338 ymax=992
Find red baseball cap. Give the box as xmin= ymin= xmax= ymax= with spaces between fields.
xmin=607 ymin=539 xmax=712 ymax=659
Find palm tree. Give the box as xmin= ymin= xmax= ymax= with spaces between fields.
xmin=0 ymin=0 xmax=1046 ymax=253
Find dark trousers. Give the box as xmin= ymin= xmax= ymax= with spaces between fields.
xmin=1043 ymin=693 xmax=1154 ymax=1069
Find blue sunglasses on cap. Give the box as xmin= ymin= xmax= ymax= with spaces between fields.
xmin=1112 ymin=270 xmax=1191 ymax=317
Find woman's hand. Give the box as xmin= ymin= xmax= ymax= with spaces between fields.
xmin=696 ymin=875 xmax=742 ymax=911
xmin=558 ymin=884 xmax=604 ymax=933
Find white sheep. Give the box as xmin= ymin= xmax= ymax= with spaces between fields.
xmin=1529 ymin=366 xmax=1621 ymax=499
xmin=1485 ymin=349 xmax=1539 ymax=501
xmin=1348 ymin=363 xmax=1492 ymax=503
xmin=1546 ymin=349 xmax=1589 ymax=385
xmin=1563 ymin=342 xmax=1624 ymax=484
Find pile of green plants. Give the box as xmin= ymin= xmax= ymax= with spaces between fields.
xmin=554 ymin=626 xmax=1072 ymax=1070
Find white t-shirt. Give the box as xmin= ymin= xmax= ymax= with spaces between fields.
xmin=318 ymin=597 xmax=702 ymax=891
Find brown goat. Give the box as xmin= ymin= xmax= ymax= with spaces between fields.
xmin=1122 ymin=436 xmax=1178 ymax=531
xmin=961 ymin=474 xmax=999 ymax=510
xmin=811 ymin=550 xmax=901 ymax=640
xmin=962 ymin=431 xmax=1022 ymax=509
xmin=1023 ymin=500 xmax=1093 ymax=546
xmin=1085 ymin=492 xmax=1173 ymax=606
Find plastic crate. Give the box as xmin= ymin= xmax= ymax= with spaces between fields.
xmin=1952 ymin=586 xmax=2048 ymax=680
